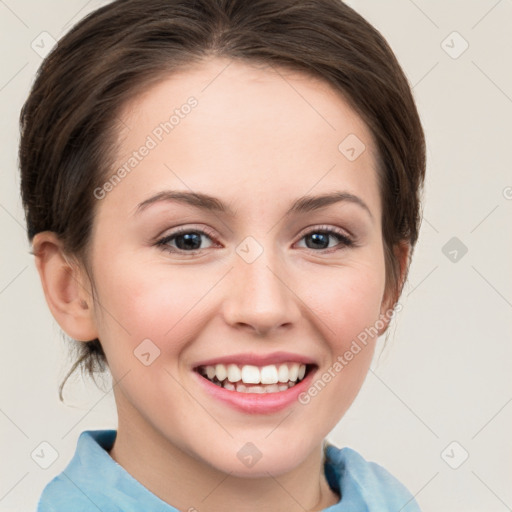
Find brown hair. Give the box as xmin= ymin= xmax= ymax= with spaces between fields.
xmin=19 ymin=0 xmax=425 ymax=401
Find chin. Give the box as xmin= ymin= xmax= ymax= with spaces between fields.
xmin=197 ymin=433 xmax=320 ymax=478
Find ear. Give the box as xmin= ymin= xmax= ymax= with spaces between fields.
xmin=32 ymin=231 xmax=99 ymax=342
xmin=377 ymin=241 xmax=411 ymax=336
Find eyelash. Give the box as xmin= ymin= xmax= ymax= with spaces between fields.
xmin=155 ymin=225 xmax=355 ymax=255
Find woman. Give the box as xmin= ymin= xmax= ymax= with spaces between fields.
xmin=20 ymin=0 xmax=425 ymax=510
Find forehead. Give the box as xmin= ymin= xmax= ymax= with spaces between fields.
xmin=104 ymin=57 xmax=381 ymax=219
xmin=119 ymin=57 xmax=374 ymax=142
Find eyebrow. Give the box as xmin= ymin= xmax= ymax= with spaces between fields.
xmin=135 ymin=190 xmax=373 ymax=220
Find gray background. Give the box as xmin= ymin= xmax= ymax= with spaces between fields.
xmin=1 ymin=1 xmax=511 ymax=510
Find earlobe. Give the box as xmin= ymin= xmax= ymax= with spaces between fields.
xmin=32 ymin=231 xmax=98 ymax=342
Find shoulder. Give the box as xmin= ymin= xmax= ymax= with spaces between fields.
xmin=36 ymin=429 xmax=177 ymax=512
xmin=36 ymin=430 xmax=122 ymax=512
xmin=36 ymin=472 xmax=100 ymax=512
xmin=324 ymin=443 xmax=422 ymax=511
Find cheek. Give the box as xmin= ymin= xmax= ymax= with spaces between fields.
xmin=91 ymin=237 xmax=386 ymax=371
xmin=89 ymin=253 xmax=221 ymax=360
xmin=299 ymin=261 xmax=386 ymax=352
xmin=293 ymin=265 xmax=385 ymax=425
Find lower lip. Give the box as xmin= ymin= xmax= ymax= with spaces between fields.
xmin=193 ymin=367 xmax=318 ymax=414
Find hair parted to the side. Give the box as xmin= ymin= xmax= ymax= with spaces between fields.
xmin=19 ymin=0 xmax=425 ymax=402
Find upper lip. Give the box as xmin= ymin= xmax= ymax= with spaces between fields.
xmin=193 ymin=351 xmax=317 ymax=369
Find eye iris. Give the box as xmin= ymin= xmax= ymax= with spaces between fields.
xmin=306 ymin=232 xmax=329 ymax=249
xmin=166 ymin=230 xmax=342 ymax=252
xmin=176 ymin=232 xmax=202 ymax=250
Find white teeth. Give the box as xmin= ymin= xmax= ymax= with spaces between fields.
xmin=199 ymin=362 xmax=309 ymax=392
xmin=227 ymin=364 xmax=241 ymax=383
xmin=288 ymin=363 xmax=299 ymax=382
xmin=241 ymin=365 xmax=261 ymax=384
xmin=206 ymin=366 xmax=216 ymax=380
xmin=246 ymin=386 xmax=265 ymax=394
xmin=223 ymin=381 xmax=236 ymax=391
xmin=215 ymin=364 xmax=227 ymax=381
xmin=260 ymin=365 xmax=278 ymax=384
xmin=277 ymin=364 xmax=289 ymax=383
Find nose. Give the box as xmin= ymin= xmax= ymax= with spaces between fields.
xmin=221 ymin=245 xmax=301 ymax=337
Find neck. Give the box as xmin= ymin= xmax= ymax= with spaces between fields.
xmin=109 ymin=418 xmax=340 ymax=512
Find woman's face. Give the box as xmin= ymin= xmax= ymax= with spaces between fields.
xmin=87 ymin=57 xmax=394 ymax=476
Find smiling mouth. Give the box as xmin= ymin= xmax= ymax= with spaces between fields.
xmin=194 ymin=362 xmax=316 ymax=394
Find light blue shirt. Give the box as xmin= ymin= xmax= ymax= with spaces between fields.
xmin=37 ymin=430 xmax=421 ymax=511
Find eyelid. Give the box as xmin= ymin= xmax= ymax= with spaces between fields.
xmin=295 ymin=224 xmax=353 ymax=242
xmin=154 ymin=224 xmax=219 ymax=252
xmin=161 ymin=224 xmax=218 ymax=240
xmin=155 ymin=223 xmax=356 ymax=255
xmin=294 ymin=224 xmax=356 ymax=253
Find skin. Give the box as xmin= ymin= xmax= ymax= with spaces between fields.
xmin=34 ymin=57 xmax=409 ymax=511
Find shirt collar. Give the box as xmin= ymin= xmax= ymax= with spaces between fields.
xmin=61 ymin=429 xmax=419 ymax=512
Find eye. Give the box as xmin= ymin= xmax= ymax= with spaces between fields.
xmin=155 ymin=225 xmax=355 ymax=255
xmin=296 ymin=226 xmax=354 ymax=252
xmin=155 ymin=227 xmax=217 ymax=254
